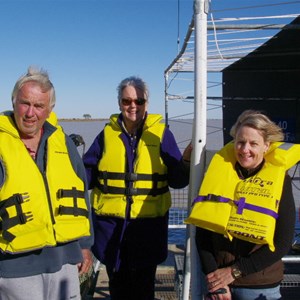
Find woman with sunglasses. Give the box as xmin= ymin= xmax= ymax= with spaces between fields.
xmin=83 ymin=76 xmax=192 ymax=300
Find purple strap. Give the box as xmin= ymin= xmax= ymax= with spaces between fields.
xmin=234 ymin=198 xmax=278 ymax=219
xmin=193 ymin=194 xmax=278 ymax=219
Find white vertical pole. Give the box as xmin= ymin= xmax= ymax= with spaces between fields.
xmin=164 ymin=73 xmax=169 ymax=127
xmin=182 ymin=0 xmax=208 ymax=299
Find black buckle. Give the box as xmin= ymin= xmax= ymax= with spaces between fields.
xmin=15 ymin=194 xmax=24 ymax=204
xmin=102 ymin=171 xmax=108 ymax=180
xmin=207 ymin=194 xmax=220 ymax=202
xmin=57 ymin=189 xmax=63 ymax=199
xmin=125 ymin=187 xmax=138 ymax=196
xmin=125 ymin=173 xmax=138 ymax=182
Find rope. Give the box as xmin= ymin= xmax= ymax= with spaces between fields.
xmin=210 ymin=13 xmax=224 ymax=59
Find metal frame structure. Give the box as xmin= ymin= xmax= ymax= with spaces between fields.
xmin=164 ymin=2 xmax=300 ymax=124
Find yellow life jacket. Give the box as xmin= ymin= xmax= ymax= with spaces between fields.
xmin=47 ymin=111 xmax=60 ymax=127
xmin=185 ymin=142 xmax=300 ymax=251
xmin=92 ymin=114 xmax=171 ymax=219
xmin=0 ymin=114 xmax=90 ymax=254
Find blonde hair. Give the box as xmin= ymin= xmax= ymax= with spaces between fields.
xmin=230 ymin=110 xmax=284 ymax=143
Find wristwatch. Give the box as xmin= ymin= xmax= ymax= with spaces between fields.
xmin=231 ymin=264 xmax=242 ymax=279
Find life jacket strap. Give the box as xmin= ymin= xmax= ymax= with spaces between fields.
xmin=2 ymin=230 xmax=15 ymax=242
xmin=234 ymin=198 xmax=278 ymax=219
xmin=0 ymin=193 xmax=33 ymax=242
xmin=193 ymin=194 xmax=279 ymax=219
xmin=193 ymin=194 xmax=232 ymax=205
xmin=57 ymin=187 xmax=88 ymax=217
xmin=0 ymin=193 xmax=29 ymax=212
xmin=57 ymin=188 xmax=85 ymax=199
xmin=97 ymin=171 xmax=168 ymax=197
xmin=98 ymin=171 xmax=168 ymax=182
xmin=1 ymin=211 xmax=33 ymax=228
xmin=58 ymin=206 xmax=89 ymax=217
xmin=97 ymin=184 xmax=169 ymax=196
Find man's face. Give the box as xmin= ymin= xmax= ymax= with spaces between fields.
xmin=13 ymin=81 xmax=52 ymax=138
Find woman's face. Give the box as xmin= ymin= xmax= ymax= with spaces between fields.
xmin=119 ymin=85 xmax=147 ymax=129
xmin=234 ymin=125 xmax=270 ymax=170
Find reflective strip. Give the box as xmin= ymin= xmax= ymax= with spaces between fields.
xmin=278 ymin=142 xmax=293 ymax=150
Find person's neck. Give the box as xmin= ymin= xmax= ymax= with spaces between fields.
xmin=123 ymin=120 xmax=142 ymax=136
xmin=20 ymin=129 xmax=43 ymax=153
xmin=236 ymin=160 xmax=264 ymax=179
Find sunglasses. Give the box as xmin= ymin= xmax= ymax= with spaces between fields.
xmin=121 ymin=98 xmax=146 ymax=106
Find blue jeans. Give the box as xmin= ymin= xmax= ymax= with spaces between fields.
xmin=231 ymin=286 xmax=281 ymax=300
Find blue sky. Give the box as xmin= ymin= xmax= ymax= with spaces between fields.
xmin=0 ymin=0 xmax=298 ymax=119
xmin=0 ymin=0 xmax=193 ymax=118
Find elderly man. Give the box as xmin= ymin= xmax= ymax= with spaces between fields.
xmin=0 ymin=66 xmax=93 ymax=300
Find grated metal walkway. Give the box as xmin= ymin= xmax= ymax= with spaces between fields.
xmin=85 ymin=244 xmax=184 ymax=300
xmin=88 ymin=265 xmax=178 ymax=299
xmin=82 ymin=248 xmax=300 ymax=299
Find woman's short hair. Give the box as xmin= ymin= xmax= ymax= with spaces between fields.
xmin=117 ymin=76 xmax=149 ymax=104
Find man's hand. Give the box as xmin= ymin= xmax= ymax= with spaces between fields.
xmin=77 ymin=249 xmax=93 ymax=275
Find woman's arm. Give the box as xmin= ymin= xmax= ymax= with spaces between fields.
xmin=160 ymin=128 xmax=190 ymax=188
xmin=82 ymin=131 xmax=104 ymax=189
xmin=195 ymin=227 xmax=219 ymax=274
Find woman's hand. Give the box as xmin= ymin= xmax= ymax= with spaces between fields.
xmin=206 ymin=285 xmax=231 ymax=300
xmin=206 ymin=267 xmax=235 ymax=295
xmin=182 ymin=142 xmax=192 ymax=162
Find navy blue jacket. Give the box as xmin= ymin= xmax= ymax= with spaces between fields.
xmin=83 ymin=113 xmax=189 ymax=269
